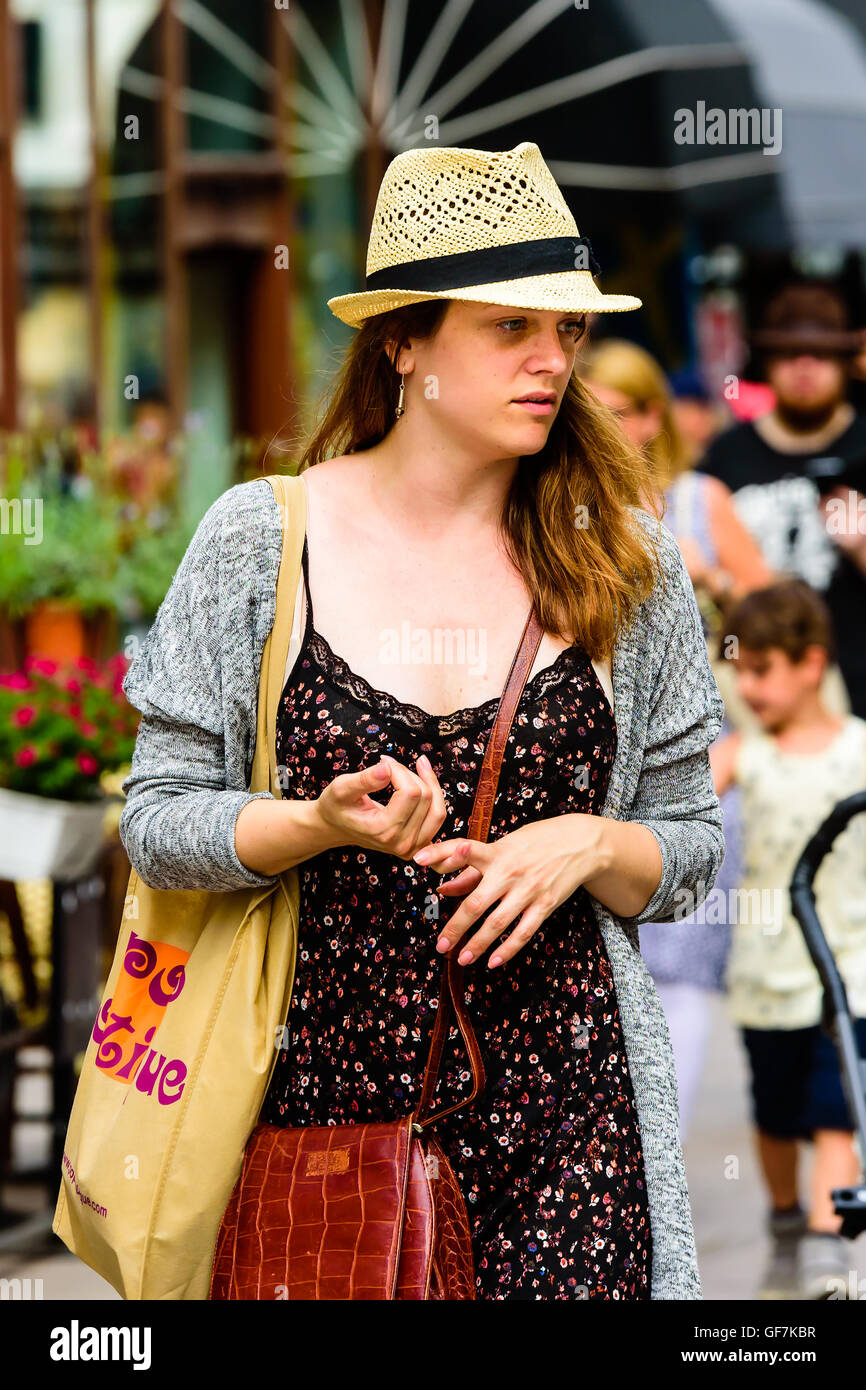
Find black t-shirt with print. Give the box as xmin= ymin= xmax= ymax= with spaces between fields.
xmin=698 ymin=415 xmax=866 ymax=717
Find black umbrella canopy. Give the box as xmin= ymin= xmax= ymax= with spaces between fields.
xmin=284 ymin=0 xmax=866 ymax=250
xmin=107 ymin=0 xmax=866 ymax=255
xmin=385 ymin=0 xmax=781 ymax=236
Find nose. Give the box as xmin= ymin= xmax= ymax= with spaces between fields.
xmin=527 ymin=326 xmax=572 ymax=375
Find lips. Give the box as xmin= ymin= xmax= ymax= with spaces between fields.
xmin=513 ymin=394 xmax=556 ymax=416
xmin=513 ymin=393 xmax=556 ymax=403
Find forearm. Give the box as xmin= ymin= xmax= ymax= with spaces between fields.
xmin=583 ymin=817 xmax=663 ymax=919
xmin=234 ymin=795 xmax=342 ymax=876
xmin=119 ymin=787 xmax=283 ymax=891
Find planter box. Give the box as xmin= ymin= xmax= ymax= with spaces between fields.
xmin=0 ymin=787 xmax=110 ymax=882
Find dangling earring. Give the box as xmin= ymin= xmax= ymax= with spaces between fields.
xmin=395 ymin=372 xmax=406 ymax=419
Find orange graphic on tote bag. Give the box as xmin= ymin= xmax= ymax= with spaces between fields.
xmin=90 ymin=930 xmax=190 ymax=1105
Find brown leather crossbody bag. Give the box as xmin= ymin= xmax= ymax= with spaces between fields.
xmin=209 ymin=602 xmax=544 ymax=1300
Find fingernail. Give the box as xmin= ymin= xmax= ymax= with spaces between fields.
xmin=413 ymin=850 xmax=428 ymax=863
xmin=436 ymin=935 xmax=449 ymax=951
xmin=488 ymin=955 xmax=503 ymax=968
xmin=458 ymin=949 xmax=474 ymax=965
xmin=418 ymin=754 xmax=431 ymax=770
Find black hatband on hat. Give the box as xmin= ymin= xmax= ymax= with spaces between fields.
xmin=365 ymin=236 xmax=601 ymax=293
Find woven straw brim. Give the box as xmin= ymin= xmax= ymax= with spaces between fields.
xmin=328 ymin=270 xmax=641 ymax=327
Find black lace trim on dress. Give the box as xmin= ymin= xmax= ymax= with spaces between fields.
xmin=299 ymin=532 xmax=591 ymax=735
xmin=305 ymin=627 xmax=584 ymax=736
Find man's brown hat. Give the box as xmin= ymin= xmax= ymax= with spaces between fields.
xmin=750 ymin=284 xmax=864 ymax=356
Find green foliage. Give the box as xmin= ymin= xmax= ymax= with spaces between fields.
xmin=0 ymin=489 xmax=122 ymax=618
xmin=0 ymin=484 xmax=195 ymax=623
xmin=115 ymin=518 xmax=194 ymax=619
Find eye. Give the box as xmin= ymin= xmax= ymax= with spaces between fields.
xmin=495 ymin=317 xmax=585 ymax=337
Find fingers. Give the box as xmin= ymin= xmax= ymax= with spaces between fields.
xmin=433 ymin=878 xmax=501 ymax=955
xmin=436 ymin=865 xmax=482 ymax=896
xmin=338 ymin=759 xmax=392 ymax=803
xmin=380 ymin=756 xmax=431 ymax=854
xmin=413 ymin=839 xmax=485 ymax=873
xmin=485 ymin=905 xmax=547 ymax=967
xmin=443 ymin=893 xmax=545 ymax=968
xmin=329 ymin=753 xmax=446 ymax=861
xmin=369 ymin=754 xmax=448 ymax=859
xmin=412 ymin=755 xmax=448 ymax=846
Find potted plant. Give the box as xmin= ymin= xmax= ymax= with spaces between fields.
xmin=0 ymin=654 xmax=139 ymax=881
xmin=0 ymin=486 xmax=122 ymax=663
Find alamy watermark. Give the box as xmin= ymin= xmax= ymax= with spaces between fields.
xmin=377 ymin=624 xmax=487 ymax=678
xmin=673 ymin=881 xmax=785 ymax=929
xmin=0 ymin=495 xmax=42 ymax=543
xmin=674 ymin=101 xmax=782 ymax=157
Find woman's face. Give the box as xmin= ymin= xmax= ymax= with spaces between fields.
xmin=582 ymin=379 xmax=663 ymax=451
xmin=398 ymin=301 xmax=585 ymax=459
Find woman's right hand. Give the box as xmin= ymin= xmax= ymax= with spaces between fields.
xmin=314 ymin=754 xmax=448 ymax=860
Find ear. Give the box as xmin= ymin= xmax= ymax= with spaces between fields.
xmin=386 ymin=345 xmax=414 ymax=376
xmin=802 ymin=643 xmax=829 ymax=684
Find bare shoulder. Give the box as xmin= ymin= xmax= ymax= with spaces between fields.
xmin=299 ymin=455 xmax=370 ymax=512
xmin=300 ymin=455 xmax=362 ymax=491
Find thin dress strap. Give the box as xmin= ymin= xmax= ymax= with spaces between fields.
xmin=300 ymin=533 xmax=313 ymax=633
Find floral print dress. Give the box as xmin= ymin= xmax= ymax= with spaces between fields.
xmin=260 ymin=536 xmax=652 ymax=1300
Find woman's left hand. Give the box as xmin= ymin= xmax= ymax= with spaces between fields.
xmin=412 ymin=814 xmax=609 ymax=969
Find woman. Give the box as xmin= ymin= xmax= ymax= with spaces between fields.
xmin=581 ymin=339 xmax=771 ymax=614
xmin=119 ymin=142 xmax=723 ymax=1300
xmin=581 ymin=339 xmax=771 ymax=1142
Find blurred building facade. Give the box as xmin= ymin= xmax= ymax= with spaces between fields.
xmin=0 ymin=0 xmax=374 ymax=519
xmin=3 ymin=0 xmax=866 ymax=518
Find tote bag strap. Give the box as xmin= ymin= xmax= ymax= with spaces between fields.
xmin=250 ymin=473 xmax=307 ymax=797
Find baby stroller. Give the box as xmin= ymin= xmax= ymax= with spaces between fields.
xmin=790 ymin=789 xmax=866 ymax=1239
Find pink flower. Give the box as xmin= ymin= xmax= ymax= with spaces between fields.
xmin=14 ymin=746 xmax=37 ymax=766
xmin=12 ymin=706 xmax=36 ymax=727
xmin=65 ymin=678 xmax=82 ymax=694
xmin=0 ymin=672 xmax=33 ymax=691
xmin=79 ymin=721 xmax=98 ymax=738
xmin=25 ymin=656 xmax=58 ymax=677
xmin=76 ymin=752 xmax=99 ymax=775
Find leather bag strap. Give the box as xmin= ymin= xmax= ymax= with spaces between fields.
xmin=413 ymin=600 xmax=545 ymax=1131
xmin=257 ymin=470 xmax=545 ymax=1133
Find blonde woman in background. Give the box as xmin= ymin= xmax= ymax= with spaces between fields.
xmin=581 ymin=340 xmax=771 ymax=612
xmin=581 ymin=340 xmax=772 ymax=1143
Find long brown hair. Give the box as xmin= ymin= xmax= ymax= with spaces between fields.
xmin=292 ymin=301 xmax=662 ymax=660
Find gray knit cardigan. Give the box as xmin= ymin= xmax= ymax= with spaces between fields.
xmin=119 ymin=476 xmax=725 ymax=1300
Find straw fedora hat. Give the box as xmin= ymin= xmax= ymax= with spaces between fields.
xmin=327 ymin=142 xmax=642 ymax=326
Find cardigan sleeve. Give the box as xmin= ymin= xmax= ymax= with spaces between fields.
xmin=619 ymin=528 xmax=726 ymax=927
xmin=118 ymin=482 xmax=282 ymax=892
